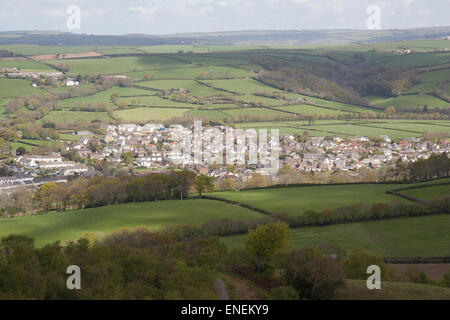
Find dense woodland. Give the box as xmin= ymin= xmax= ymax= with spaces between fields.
xmin=252 ymin=55 xmax=418 ymax=106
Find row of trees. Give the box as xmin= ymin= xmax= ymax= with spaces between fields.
xmin=33 ymin=171 xmax=214 ymax=213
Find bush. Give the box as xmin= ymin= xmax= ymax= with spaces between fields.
xmin=245 ymin=222 xmax=290 ymax=273
xmin=268 ymin=286 xmax=299 ymax=300
xmin=284 ymin=247 xmax=346 ymax=300
xmin=344 ymin=249 xmax=390 ymax=281
xmin=406 ymin=267 xmax=430 ymax=284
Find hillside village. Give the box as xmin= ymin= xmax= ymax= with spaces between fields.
xmin=2 ymin=122 xmax=448 ymax=192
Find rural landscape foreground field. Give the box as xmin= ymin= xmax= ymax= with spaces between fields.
xmin=0 ymin=28 xmax=449 ymax=301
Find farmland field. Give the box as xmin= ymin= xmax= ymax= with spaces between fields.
xmin=335 ymin=279 xmax=450 ymax=300
xmin=203 ymin=78 xmax=283 ymax=94
xmin=138 ymin=79 xmax=225 ymax=96
xmin=126 ymin=65 xmax=251 ymax=80
xmin=401 ymin=184 xmax=450 ymax=201
xmin=0 ymin=58 xmax=56 ymax=72
xmin=116 ymin=95 xmax=198 ymax=108
xmin=0 ymin=78 xmax=43 ymax=99
xmin=56 ymin=86 xmax=151 ymax=109
xmin=113 ymin=107 xmax=190 ymax=122
xmin=210 ymin=184 xmax=410 ymax=216
xmin=221 ymin=214 xmax=450 ymax=258
xmin=44 ymin=56 xmax=186 ymax=75
xmin=0 ymin=199 xmax=264 ymax=247
xmin=367 ymin=94 xmax=449 ymax=109
xmin=43 ymin=110 xmax=113 ymax=123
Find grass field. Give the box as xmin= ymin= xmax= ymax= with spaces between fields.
xmin=0 ymin=199 xmax=264 ymax=247
xmin=203 ymin=78 xmax=283 ymax=95
xmin=276 ymin=104 xmax=350 ymax=116
xmin=45 ymin=56 xmax=186 ymax=75
xmin=126 ymin=65 xmax=251 ymax=80
xmin=56 ymin=86 xmax=151 ymax=109
xmin=222 ymin=107 xmax=292 ymax=119
xmin=234 ymin=119 xmax=450 ymax=138
xmin=211 ymin=184 xmax=413 ymax=216
xmin=221 ymin=214 xmax=450 ymax=258
xmin=113 ymin=107 xmax=190 ymax=122
xmin=116 ymin=95 xmax=198 ymax=108
xmin=44 ymin=111 xmax=113 ymax=123
xmin=335 ymin=279 xmax=450 ymax=300
xmin=0 ymin=78 xmax=43 ymax=99
xmin=401 ymin=185 xmax=450 ymax=201
xmin=188 ymin=109 xmax=230 ymax=119
xmin=139 ymin=79 xmax=225 ymax=96
xmin=367 ymin=94 xmax=449 ymax=109
xmin=0 ymin=59 xmax=56 ymax=72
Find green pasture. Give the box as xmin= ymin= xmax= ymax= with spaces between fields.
xmin=221 ymin=214 xmax=450 ymax=258
xmin=113 ymin=107 xmax=189 ymax=122
xmin=0 ymin=200 xmax=264 ymax=247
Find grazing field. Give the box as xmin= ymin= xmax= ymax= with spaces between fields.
xmin=401 ymin=184 xmax=450 ymax=201
xmin=126 ymin=65 xmax=251 ymax=80
xmin=373 ymin=51 xmax=450 ymax=68
xmin=211 ymin=184 xmax=411 ymax=216
xmin=203 ymin=78 xmax=283 ymax=94
xmin=234 ymin=119 xmax=450 ymax=138
xmin=45 ymin=56 xmax=186 ymax=75
xmin=222 ymin=107 xmax=291 ymax=119
xmin=335 ymin=279 xmax=450 ymax=300
xmin=188 ymin=109 xmax=229 ymax=119
xmin=0 ymin=200 xmax=264 ymax=247
xmin=221 ymin=215 xmax=450 ymax=258
xmin=0 ymin=78 xmax=42 ymax=99
xmin=116 ymin=95 xmax=198 ymax=108
xmin=0 ymin=59 xmax=56 ymax=72
xmin=367 ymin=94 xmax=449 ymax=109
xmin=43 ymin=111 xmax=113 ymax=123
xmin=276 ymin=104 xmax=350 ymax=116
xmin=139 ymin=79 xmax=225 ymax=96
xmin=113 ymin=107 xmax=190 ymax=122
xmin=56 ymin=86 xmax=151 ymax=109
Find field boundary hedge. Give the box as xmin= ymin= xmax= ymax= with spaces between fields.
xmin=385 ymin=257 xmax=450 ymax=264
xmin=387 ymin=181 xmax=450 ymax=204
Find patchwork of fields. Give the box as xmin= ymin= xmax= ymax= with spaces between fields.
xmin=1 ymin=40 xmax=448 ymax=130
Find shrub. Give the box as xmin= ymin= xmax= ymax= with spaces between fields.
xmin=284 ymin=247 xmax=346 ymax=300
xmin=344 ymin=249 xmax=390 ymax=281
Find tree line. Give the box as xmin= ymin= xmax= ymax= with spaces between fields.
xmin=1 ymin=223 xmax=449 ymax=300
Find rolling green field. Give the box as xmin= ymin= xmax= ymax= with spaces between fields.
xmin=45 ymin=56 xmax=186 ymax=75
xmin=0 ymin=78 xmax=42 ymax=99
xmin=0 ymin=58 xmax=56 ymax=72
xmin=203 ymin=78 xmax=283 ymax=95
xmin=235 ymin=120 xmax=450 ymax=139
xmin=367 ymin=94 xmax=449 ymax=109
xmin=43 ymin=111 xmax=113 ymax=123
xmin=221 ymin=214 xmax=450 ymax=258
xmin=113 ymin=107 xmax=190 ymax=122
xmin=56 ymin=86 xmax=151 ymax=109
xmin=139 ymin=79 xmax=225 ymax=96
xmin=211 ymin=184 xmax=411 ymax=216
xmin=116 ymin=95 xmax=198 ymax=108
xmin=0 ymin=199 xmax=264 ymax=247
xmin=335 ymin=279 xmax=450 ymax=300
xmin=276 ymin=104 xmax=350 ymax=116
xmin=401 ymin=184 xmax=450 ymax=201
xmin=126 ymin=65 xmax=251 ymax=80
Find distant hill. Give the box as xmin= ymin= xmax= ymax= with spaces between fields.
xmin=1 ymin=27 xmax=450 ymax=46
